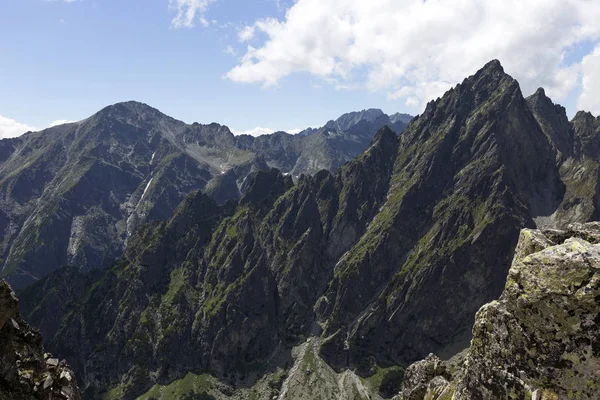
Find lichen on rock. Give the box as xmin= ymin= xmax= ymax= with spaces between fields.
xmin=399 ymin=222 xmax=600 ymax=400
xmin=396 ymin=354 xmax=452 ymax=400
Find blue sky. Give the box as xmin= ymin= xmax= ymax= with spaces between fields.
xmin=1 ymin=0 xmax=600 ymax=137
xmin=0 ymin=0 xmax=397 ymax=133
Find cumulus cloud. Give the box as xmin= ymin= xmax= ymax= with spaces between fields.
xmin=238 ymin=25 xmax=256 ymax=42
xmin=169 ymin=0 xmax=216 ymax=28
xmin=226 ymin=0 xmax=600 ymax=110
xmin=0 ymin=115 xmax=36 ymax=139
xmin=577 ymin=44 xmax=600 ymax=115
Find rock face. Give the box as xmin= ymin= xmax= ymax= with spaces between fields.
xmin=0 ymin=103 xmax=410 ymax=288
xmin=0 ymin=280 xmax=82 ymax=400
xmin=398 ymin=354 xmax=453 ymax=400
xmin=525 ymin=87 xmax=600 ymax=230
xmin=400 ymin=222 xmax=600 ymax=399
xmin=15 ymin=60 xmax=600 ymax=399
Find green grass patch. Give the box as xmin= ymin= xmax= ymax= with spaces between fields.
xmin=362 ymin=366 xmax=404 ymax=398
xmin=136 ymin=373 xmax=215 ymax=400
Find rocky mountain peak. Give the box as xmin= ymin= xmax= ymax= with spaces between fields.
xmin=419 ymin=59 xmax=517 ymax=124
xmin=533 ymin=87 xmax=546 ymax=97
xmin=370 ymin=125 xmax=399 ymax=151
xmin=526 ymin=87 xmax=572 ymax=157
xmin=527 ymin=87 xmax=552 ymax=107
xmin=573 ymin=110 xmax=597 ymax=122
xmin=389 ymin=112 xmax=414 ymax=124
xmin=239 ymin=168 xmax=294 ymax=210
xmin=93 ymin=100 xmax=172 ymax=123
xmin=180 ymin=121 xmax=237 ymax=148
xmin=472 ymin=59 xmax=516 ymax=92
xmin=325 ymin=108 xmax=387 ymax=133
xmin=571 ymin=110 xmax=600 ymax=158
xmin=479 ymin=58 xmax=504 ymax=74
xmin=82 ymin=100 xmax=185 ymax=144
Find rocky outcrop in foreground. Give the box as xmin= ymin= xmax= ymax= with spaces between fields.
xmin=0 ymin=280 xmax=81 ymax=400
xmin=399 ymin=222 xmax=600 ymax=399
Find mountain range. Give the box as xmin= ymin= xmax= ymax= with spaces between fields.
xmin=0 ymin=106 xmax=409 ymax=288
xmin=2 ymin=59 xmax=600 ymax=399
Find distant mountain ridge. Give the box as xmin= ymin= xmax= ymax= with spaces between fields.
xmin=234 ymin=108 xmax=409 ymax=177
xmin=0 ymin=104 xmax=411 ymax=287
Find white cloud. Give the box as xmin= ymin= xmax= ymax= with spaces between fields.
xmin=48 ymin=119 xmax=77 ymax=128
xmin=169 ymin=0 xmax=216 ymax=28
xmin=577 ymin=44 xmax=600 ymax=115
xmin=226 ymin=0 xmax=600 ymax=110
xmin=232 ymin=127 xmax=307 ymax=136
xmin=231 ymin=127 xmax=275 ymax=137
xmin=238 ymin=25 xmax=256 ymax=42
xmin=0 ymin=115 xmax=36 ymax=139
xmin=223 ymin=45 xmax=236 ymax=57
xmin=0 ymin=116 xmax=81 ymax=139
